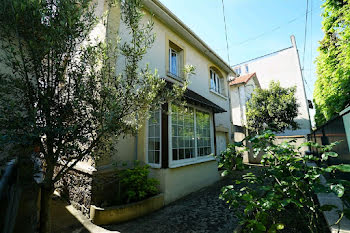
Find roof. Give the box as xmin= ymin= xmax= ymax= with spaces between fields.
xmin=143 ymin=0 xmax=236 ymax=76
xmin=229 ymin=73 xmax=256 ymax=86
xmin=184 ymin=89 xmax=226 ymax=113
xmin=232 ymin=46 xmax=293 ymax=68
xmin=165 ymin=81 xmax=226 ymax=113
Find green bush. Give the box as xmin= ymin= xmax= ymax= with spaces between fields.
xmin=116 ymin=161 xmax=159 ymax=204
xmin=217 ymin=142 xmax=245 ymax=175
xmin=220 ymin=131 xmax=350 ymax=233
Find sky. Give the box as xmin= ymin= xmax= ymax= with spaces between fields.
xmin=158 ymin=0 xmax=324 ymax=104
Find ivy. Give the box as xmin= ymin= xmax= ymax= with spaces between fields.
xmin=314 ymin=0 xmax=350 ymax=126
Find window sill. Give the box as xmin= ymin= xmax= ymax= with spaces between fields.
xmin=209 ymin=90 xmax=227 ymax=100
xmin=169 ymin=156 xmax=216 ymax=169
xmin=148 ymin=163 xmax=161 ymax=169
xmin=167 ymin=72 xmax=184 ymax=82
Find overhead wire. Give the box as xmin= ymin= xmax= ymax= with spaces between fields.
xmin=302 ymin=0 xmax=313 ymax=95
xmin=231 ymin=8 xmax=316 ymax=48
xmin=221 ymin=0 xmax=230 ymax=64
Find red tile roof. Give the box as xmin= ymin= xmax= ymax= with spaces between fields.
xmin=229 ymin=72 xmax=256 ymax=86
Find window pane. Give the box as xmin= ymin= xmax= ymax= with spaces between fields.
xmin=148 ymin=151 xmax=154 ymax=163
xmin=196 ymin=110 xmax=211 ymax=157
xmin=171 ymin=105 xmax=195 ymax=161
xmin=148 ymin=109 xmax=161 ymax=165
xmin=155 ymin=151 xmax=160 ymax=164
xmin=170 ymin=49 xmax=178 ymax=75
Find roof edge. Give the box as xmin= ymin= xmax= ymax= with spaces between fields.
xmin=143 ymin=0 xmax=236 ymax=76
xmin=232 ymin=46 xmax=293 ymax=67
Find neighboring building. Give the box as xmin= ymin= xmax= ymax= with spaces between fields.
xmin=229 ymin=72 xmax=260 ymax=142
xmin=231 ymin=36 xmax=312 ymax=144
xmin=57 ymin=0 xmax=236 ymax=217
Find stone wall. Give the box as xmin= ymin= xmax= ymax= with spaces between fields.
xmin=91 ymin=168 xmax=119 ymax=208
xmin=55 ymin=164 xmax=120 ymax=217
xmin=55 ymin=166 xmax=93 ymax=217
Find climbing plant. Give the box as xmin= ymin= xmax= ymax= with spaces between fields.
xmin=314 ymin=0 xmax=350 ymax=126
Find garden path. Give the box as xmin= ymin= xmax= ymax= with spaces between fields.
xmin=53 ymin=175 xmax=241 ymax=233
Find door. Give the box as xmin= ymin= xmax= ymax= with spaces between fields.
xmin=216 ymin=132 xmax=227 ymax=156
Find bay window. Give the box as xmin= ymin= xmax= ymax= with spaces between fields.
xmin=147 ymin=109 xmax=161 ymax=166
xmin=170 ymin=104 xmax=214 ymax=167
xmin=147 ymin=104 xmax=215 ymax=168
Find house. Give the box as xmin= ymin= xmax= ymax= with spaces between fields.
xmin=231 ymin=35 xmax=312 ymax=149
xmin=58 ymin=0 xmax=236 ymax=217
xmin=229 ymin=72 xmax=260 ymax=143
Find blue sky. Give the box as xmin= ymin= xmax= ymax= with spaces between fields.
xmin=158 ymin=0 xmax=324 ymax=102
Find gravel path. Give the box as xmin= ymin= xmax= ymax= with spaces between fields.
xmin=104 ymin=177 xmax=239 ymax=233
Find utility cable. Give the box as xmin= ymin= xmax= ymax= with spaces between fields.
xmin=302 ymin=0 xmax=309 ymax=70
xmin=221 ymin=0 xmax=230 ymax=64
xmin=231 ymin=8 xmax=316 ymax=48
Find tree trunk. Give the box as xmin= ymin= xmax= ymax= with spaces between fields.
xmin=39 ymin=185 xmax=53 ymax=233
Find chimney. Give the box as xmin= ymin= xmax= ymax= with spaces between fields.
xmin=290 ymin=35 xmax=297 ymax=48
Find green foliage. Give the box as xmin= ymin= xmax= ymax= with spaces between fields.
xmin=314 ymin=0 xmax=350 ymax=126
xmin=220 ymin=131 xmax=349 ymax=233
xmin=116 ymin=161 xmax=159 ymax=204
xmin=246 ymin=81 xmax=299 ymax=134
xmin=0 ymin=0 xmax=190 ymax=186
xmin=217 ymin=142 xmax=245 ymax=175
xmin=0 ymin=1 xmax=193 ymax=232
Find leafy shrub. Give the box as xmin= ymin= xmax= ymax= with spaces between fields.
xmin=220 ymin=131 xmax=350 ymax=233
xmin=116 ymin=161 xmax=159 ymax=204
xmin=217 ymin=142 xmax=245 ymax=175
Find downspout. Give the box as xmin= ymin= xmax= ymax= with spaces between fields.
xmin=134 ymin=114 xmax=138 ymax=161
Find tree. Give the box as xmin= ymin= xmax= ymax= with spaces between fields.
xmin=246 ymin=81 xmax=299 ymax=133
xmin=314 ymin=0 xmax=350 ymax=127
xmin=0 ymin=0 xmax=191 ymax=232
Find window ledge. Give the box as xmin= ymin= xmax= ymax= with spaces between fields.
xmin=209 ymin=90 xmax=227 ymax=100
xmin=169 ymin=156 xmax=216 ymax=169
xmin=167 ymin=72 xmax=184 ymax=82
xmin=149 ymin=164 xmax=161 ymax=169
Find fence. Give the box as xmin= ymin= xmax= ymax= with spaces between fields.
xmin=0 ymin=159 xmax=20 ymax=233
xmin=308 ymin=106 xmax=350 ymax=164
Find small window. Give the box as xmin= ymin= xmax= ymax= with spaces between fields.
xmin=245 ymin=65 xmax=249 ymax=73
xmin=210 ymin=68 xmax=224 ymax=94
xmin=169 ymin=48 xmax=178 ymax=76
xmin=168 ymin=41 xmax=183 ymax=79
xmin=235 ymin=67 xmax=241 ymax=75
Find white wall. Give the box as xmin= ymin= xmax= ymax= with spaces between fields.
xmin=233 ymin=37 xmax=311 ymax=136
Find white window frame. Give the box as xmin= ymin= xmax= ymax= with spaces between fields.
xmin=145 ymin=108 xmax=162 ymax=168
xmin=168 ymin=103 xmax=215 ymax=168
xmin=210 ymin=69 xmax=223 ymax=94
xmin=169 ymin=48 xmax=178 ymax=76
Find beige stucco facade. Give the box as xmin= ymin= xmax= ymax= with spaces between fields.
xmin=90 ymin=0 xmax=235 ymax=205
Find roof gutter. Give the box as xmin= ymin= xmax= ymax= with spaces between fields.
xmin=142 ymin=0 xmax=236 ymax=76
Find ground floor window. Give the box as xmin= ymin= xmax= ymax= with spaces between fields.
xmin=170 ymin=104 xmax=214 ymax=167
xmin=147 ymin=109 xmax=161 ymax=166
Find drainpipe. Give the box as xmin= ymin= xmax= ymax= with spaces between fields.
xmin=134 ymin=114 xmax=138 ymax=161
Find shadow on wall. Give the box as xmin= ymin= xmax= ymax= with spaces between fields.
xmin=278 ymin=118 xmax=311 ymax=137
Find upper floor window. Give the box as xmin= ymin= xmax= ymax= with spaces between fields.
xmin=169 ymin=48 xmax=178 ymax=76
xmin=245 ymin=65 xmax=249 ymax=73
xmin=210 ymin=68 xmax=224 ymax=94
xmin=168 ymin=41 xmax=183 ymax=79
xmin=235 ymin=67 xmax=241 ymax=75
